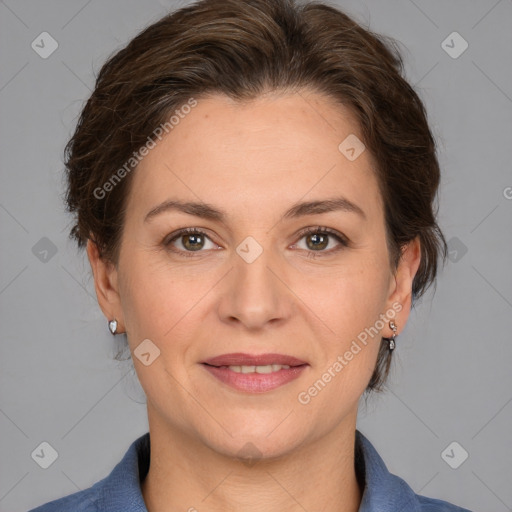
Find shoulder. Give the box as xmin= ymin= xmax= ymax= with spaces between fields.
xmin=383 ymin=474 xmax=472 ymax=512
xmin=27 ymin=433 xmax=150 ymax=512
xmin=416 ymin=495 xmax=472 ymax=511
xmin=356 ymin=430 xmax=473 ymax=512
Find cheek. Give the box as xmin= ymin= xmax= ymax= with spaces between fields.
xmin=118 ymin=254 xmax=219 ymax=350
xmin=117 ymin=255 xmax=179 ymax=338
xmin=296 ymin=275 xmax=385 ymax=407
xmin=294 ymin=253 xmax=390 ymax=387
xmin=300 ymin=255 xmax=390 ymax=334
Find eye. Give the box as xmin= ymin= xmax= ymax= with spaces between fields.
xmin=164 ymin=228 xmax=219 ymax=257
xmin=163 ymin=226 xmax=349 ymax=258
xmin=292 ymin=226 xmax=348 ymax=255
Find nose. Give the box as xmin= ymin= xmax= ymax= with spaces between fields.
xmin=216 ymin=239 xmax=294 ymax=331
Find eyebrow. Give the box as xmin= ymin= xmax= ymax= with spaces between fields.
xmin=144 ymin=196 xmax=366 ymax=223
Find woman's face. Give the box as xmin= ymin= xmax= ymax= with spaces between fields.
xmin=89 ymin=91 xmax=419 ymax=459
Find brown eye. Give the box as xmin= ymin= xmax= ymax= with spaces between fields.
xmin=294 ymin=226 xmax=349 ymax=255
xmin=165 ymin=228 xmax=218 ymax=256
xmin=305 ymin=232 xmax=329 ymax=251
xmin=180 ymin=233 xmax=205 ymax=251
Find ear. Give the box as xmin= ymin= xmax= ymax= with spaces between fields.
xmin=385 ymin=236 xmax=421 ymax=336
xmin=86 ymin=238 xmax=124 ymax=332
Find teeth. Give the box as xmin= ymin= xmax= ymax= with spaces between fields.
xmin=227 ymin=364 xmax=291 ymax=373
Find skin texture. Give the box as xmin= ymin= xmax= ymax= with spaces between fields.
xmin=87 ymin=90 xmax=421 ymax=512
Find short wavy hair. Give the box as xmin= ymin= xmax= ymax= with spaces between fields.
xmin=64 ymin=0 xmax=447 ymax=392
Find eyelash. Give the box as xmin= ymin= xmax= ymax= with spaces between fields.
xmin=163 ymin=226 xmax=349 ymax=258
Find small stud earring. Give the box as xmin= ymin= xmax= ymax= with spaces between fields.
xmin=388 ymin=320 xmax=397 ymax=351
xmin=108 ymin=319 xmax=118 ymax=335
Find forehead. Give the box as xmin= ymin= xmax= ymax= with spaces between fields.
xmin=127 ymin=91 xmax=382 ymax=223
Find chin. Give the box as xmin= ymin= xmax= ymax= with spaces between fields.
xmin=197 ymin=417 xmax=305 ymax=462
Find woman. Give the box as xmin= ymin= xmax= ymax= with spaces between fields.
xmin=29 ymin=0 xmax=472 ymax=510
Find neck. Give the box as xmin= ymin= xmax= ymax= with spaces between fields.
xmin=141 ymin=407 xmax=362 ymax=512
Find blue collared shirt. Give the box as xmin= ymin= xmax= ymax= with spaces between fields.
xmin=28 ymin=430 xmax=472 ymax=511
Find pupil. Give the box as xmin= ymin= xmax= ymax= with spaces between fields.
xmin=308 ymin=233 xmax=327 ymax=250
xmin=184 ymin=234 xmax=203 ymax=251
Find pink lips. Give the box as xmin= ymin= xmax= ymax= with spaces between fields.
xmin=201 ymin=353 xmax=309 ymax=393
xmin=202 ymin=352 xmax=307 ymax=367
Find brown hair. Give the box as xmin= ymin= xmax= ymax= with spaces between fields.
xmin=64 ymin=0 xmax=447 ymax=392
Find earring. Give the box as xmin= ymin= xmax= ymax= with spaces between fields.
xmin=388 ymin=320 xmax=397 ymax=351
xmin=108 ymin=319 xmax=118 ymax=335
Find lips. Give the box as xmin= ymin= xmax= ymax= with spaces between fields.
xmin=202 ymin=353 xmax=308 ymax=367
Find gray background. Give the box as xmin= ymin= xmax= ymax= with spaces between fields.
xmin=1 ymin=0 xmax=511 ymax=511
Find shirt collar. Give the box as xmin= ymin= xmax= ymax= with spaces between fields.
xmin=355 ymin=430 xmax=421 ymax=511
xmin=95 ymin=430 xmax=421 ymax=511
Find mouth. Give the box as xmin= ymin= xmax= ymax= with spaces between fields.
xmin=202 ymin=352 xmax=308 ymax=368
xmin=202 ymin=363 xmax=302 ymax=373
xmin=201 ymin=353 xmax=309 ymax=393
